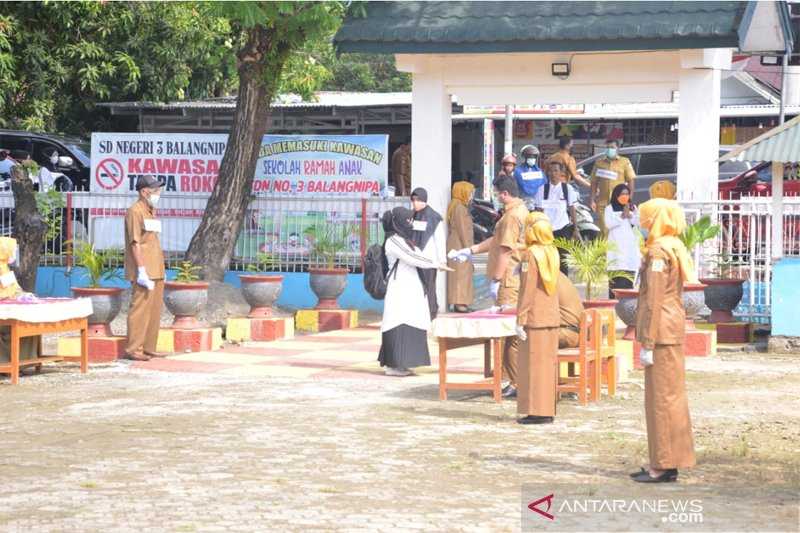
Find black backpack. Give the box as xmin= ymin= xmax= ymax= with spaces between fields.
xmin=363 ymin=243 xmax=398 ymax=300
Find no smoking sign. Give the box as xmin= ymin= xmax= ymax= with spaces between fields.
xmin=95 ymin=158 xmax=125 ymax=190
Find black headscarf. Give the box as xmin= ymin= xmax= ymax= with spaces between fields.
xmin=410 ymin=187 xmax=442 ymax=249
xmin=610 ymin=183 xmax=633 ymax=212
xmin=383 ymin=207 xmax=416 ymax=248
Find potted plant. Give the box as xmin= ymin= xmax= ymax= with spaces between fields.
xmin=164 ymin=261 xmax=208 ymax=328
xmin=306 ymin=224 xmax=351 ymax=309
xmin=612 ymin=288 xmax=639 ymax=340
xmin=239 ymin=253 xmax=283 ymax=318
xmin=679 ymin=215 xmax=724 ymax=324
xmin=700 ymin=250 xmax=746 ymax=323
xmin=69 ymin=241 xmax=124 ymax=336
xmin=554 ymin=237 xmax=633 ymax=308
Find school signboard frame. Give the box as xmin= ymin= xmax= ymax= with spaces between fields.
xmin=90 ymin=133 xmax=389 ymax=197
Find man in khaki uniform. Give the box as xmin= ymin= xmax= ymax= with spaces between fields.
xmin=391 ymin=138 xmax=411 ymax=196
xmin=124 ymin=175 xmax=166 ymax=361
xmin=547 ymin=137 xmax=591 ymax=188
xmin=452 ymin=175 xmax=528 ymax=398
xmin=590 ymin=139 xmax=635 ymax=234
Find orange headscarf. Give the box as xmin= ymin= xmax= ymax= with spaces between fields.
xmin=523 ymin=212 xmax=560 ymax=295
xmin=638 ymin=199 xmax=698 ymax=284
xmin=649 ymin=180 xmax=677 ymax=200
xmin=0 ymin=237 xmax=21 ymax=299
xmin=447 ymin=181 xmax=475 ymax=222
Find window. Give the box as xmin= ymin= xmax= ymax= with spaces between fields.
xmin=0 ymin=135 xmax=31 ymax=154
xmin=32 ymin=140 xmax=60 ymax=167
xmin=636 ymin=151 xmax=676 ymax=175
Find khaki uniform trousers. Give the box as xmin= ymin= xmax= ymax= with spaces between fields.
xmin=497 ymin=285 xmax=519 ymax=385
xmin=517 ymin=327 xmax=559 ymax=417
xmin=125 ymin=280 xmax=164 ymax=356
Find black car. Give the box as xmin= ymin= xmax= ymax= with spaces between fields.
xmin=0 ymin=130 xmax=90 ymax=191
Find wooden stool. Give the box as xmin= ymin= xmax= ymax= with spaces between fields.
xmin=557 ymin=309 xmax=602 ymax=405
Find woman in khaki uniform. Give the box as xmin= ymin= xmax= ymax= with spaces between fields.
xmin=515 ymin=213 xmax=561 ymax=425
xmin=446 ymin=182 xmax=475 ymax=312
xmin=633 ymin=198 xmax=697 ymax=482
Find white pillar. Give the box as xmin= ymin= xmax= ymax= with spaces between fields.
xmin=677 ymin=67 xmax=721 ymax=202
xmin=412 ymin=60 xmax=452 ymax=311
xmin=772 ymin=161 xmax=784 ymax=260
xmin=504 ymin=105 xmax=514 ymax=155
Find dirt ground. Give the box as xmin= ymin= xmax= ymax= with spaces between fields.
xmin=0 ymin=351 xmax=798 ymax=532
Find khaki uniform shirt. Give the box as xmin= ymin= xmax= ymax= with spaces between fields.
xmin=557 ymin=271 xmax=584 ymax=330
xmin=635 ymin=245 xmax=685 ymax=348
xmin=592 ymin=156 xmax=635 ymax=204
xmin=487 ymin=198 xmax=528 ymax=288
xmin=124 ymin=199 xmax=165 ymax=282
xmin=547 ymin=150 xmax=578 ymax=182
xmin=517 ymin=250 xmax=560 ymax=329
xmin=391 ymin=144 xmax=411 ymax=196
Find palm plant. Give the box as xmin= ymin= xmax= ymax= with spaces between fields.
xmin=70 ymin=241 xmax=122 ymax=288
xmin=679 ymin=215 xmax=720 ymax=253
xmin=174 ymin=261 xmax=202 ymax=282
xmin=554 ymin=237 xmax=634 ymax=300
xmin=305 ymin=224 xmax=352 ymax=269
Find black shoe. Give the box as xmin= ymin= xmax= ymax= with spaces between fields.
xmin=632 ymin=469 xmax=678 ymax=483
xmin=517 ymin=415 xmax=554 ymax=425
xmin=629 ymin=467 xmax=647 ymax=478
xmin=453 ymin=305 xmax=472 ymax=313
xmin=502 ymin=385 xmax=517 ymax=399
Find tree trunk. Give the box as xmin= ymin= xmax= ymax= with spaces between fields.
xmin=11 ymin=166 xmax=47 ymax=292
xmin=185 ymin=25 xmax=289 ymax=281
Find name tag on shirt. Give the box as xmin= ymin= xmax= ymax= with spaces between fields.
xmin=411 ymin=220 xmax=427 ymax=232
xmin=143 ymin=219 xmax=162 ymax=233
xmin=521 ymin=261 xmax=529 ymax=273
xmin=0 ymin=271 xmax=17 ymax=287
xmin=651 ymin=259 xmax=665 ymax=272
xmin=521 ymin=170 xmax=544 ymax=181
xmin=595 ymin=168 xmax=619 ymax=180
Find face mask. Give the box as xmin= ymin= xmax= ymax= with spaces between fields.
xmin=618 ymin=194 xmax=630 ymax=205
xmin=147 ymin=193 xmax=161 ymax=207
xmin=50 ymin=155 xmax=59 ymax=165
xmin=492 ymin=194 xmax=503 ymax=210
xmin=526 ymin=158 xmax=537 ymax=167
xmin=606 ymin=148 xmax=618 ymax=159
xmin=640 ymin=228 xmax=649 ymax=240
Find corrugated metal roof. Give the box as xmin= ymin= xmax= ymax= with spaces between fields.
xmin=719 ymin=114 xmax=800 ymax=163
xmin=98 ymin=92 xmax=438 ymax=111
xmin=335 ymin=1 xmax=745 ymax=54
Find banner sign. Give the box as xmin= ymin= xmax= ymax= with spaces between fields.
xmin=90 ymin=133 xmax=388 ymax=197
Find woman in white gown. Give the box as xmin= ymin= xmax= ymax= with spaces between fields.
xmin=379 ymin=207 xmax=451 ymax=376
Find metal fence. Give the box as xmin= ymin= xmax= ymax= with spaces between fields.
xmin=679 ymin=197 xmax=800 ymax=322
xmin=0 ymin=192 xmax=408 ymax=273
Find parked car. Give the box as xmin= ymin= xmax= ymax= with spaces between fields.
xmin=718 ymin=161 xmax=800 ymax=199
xmin=0 ymin=130 xmax=90 ymax=191
xmin=576 ymin=144 xmax=753 ymax=203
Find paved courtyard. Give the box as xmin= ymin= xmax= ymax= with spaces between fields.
xmin=1 ymin=328 xmax=798 ymax=532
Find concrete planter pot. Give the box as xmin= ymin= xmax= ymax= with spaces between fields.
xmin=71 ymin=287 xmax=124 ymax=336
xmin=164 ymin=281 xmax=209 ymax=329
xmin=683 ymin=283 xmax=707 ymax=327
xmin=613 ymin=289 xmax=639 ymax=340
xmin=239 ymin=274 xmax=283 ymax=318
xmin=583 ymin=299 xmax=618 ymax=310
xmin=700 ymin=278 xmax=745 ymax=323
xmin=309 ymin=268 xmax=347 ymax=309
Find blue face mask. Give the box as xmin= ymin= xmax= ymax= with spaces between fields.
xmin=606 ymin=148 xmax=618 ymax=159
xmin=640 ymin=228 xmax=649 ymax=240
xmin=526 ymin=158 xmax=537 ymax=167
xmin=492 ymin=194 xmax=503 ymax=211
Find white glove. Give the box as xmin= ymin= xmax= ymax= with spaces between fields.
xmin=490 ymin=280 xmax=501 ymax=301
xmin=136 ymin=266 xmax=155 ymax=291
xmin=448 ymin=248 xmax=472 ymax=263
xmin=515 ymin=325 xmax=527 ymax=341
xmin=640 ymin=349 xmax=654 ymax=367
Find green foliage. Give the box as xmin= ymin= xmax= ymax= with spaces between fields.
xmin=680 ymin=215 xmax=720 ymax=253
xmin=35 ymin=188 xmax=64 ymax=240
xmin=320 ymin=52 xmax=411 ymax=92
xmin=246 ymin=252 xmax=279 ymax=273
xmin=175 ymin=261 xmax=202 ymax=282
xmin=0 ymin=3 xmax=237 ymax=135
xmin=69 ymin=241 xmax=122 ymax=288
xmin=711 ymin=249 xmax=744 ymax=279
xmin=305 ymin=224 xmax=352 ymax=269
xmin=554 ymin=237 xmax=634 ymax=300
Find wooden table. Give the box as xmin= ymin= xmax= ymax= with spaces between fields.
xmin=433 ymin=311 xmax=517 ymax=403
xmin=0 ymin=298 xmax=91 ymax=385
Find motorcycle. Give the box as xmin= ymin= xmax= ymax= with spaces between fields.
xmin=469 ymin=198 xmax=600 ymax=243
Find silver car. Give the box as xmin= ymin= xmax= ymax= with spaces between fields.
xmin=576 ymin=145 xmax=753 ymax=203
